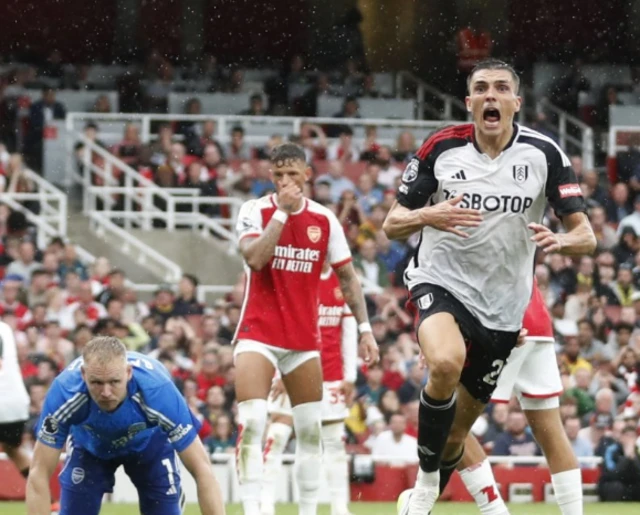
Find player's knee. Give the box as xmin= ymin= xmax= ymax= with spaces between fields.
xmin=428 ymin=355 xmax=463 ymax=387
xmin=321 ymin=423 xmax=345 ymax=456
xmin=292 ymin=401 xmax=322 ymax=454
xmin=237 ymin=399 xmax=268 ymax=445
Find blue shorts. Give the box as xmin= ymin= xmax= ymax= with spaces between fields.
xmin=58 ymin=439 xmax=185 ymax=515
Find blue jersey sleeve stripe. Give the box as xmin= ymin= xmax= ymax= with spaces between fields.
xmin=53 ymin=393 xmax=89 ymax=423
xmin=132 ymin=393 xmax=176 ymax=431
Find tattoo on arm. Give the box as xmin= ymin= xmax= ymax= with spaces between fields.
xmin=335 ymin=262 xmax=369 ymax=325
xmin=239 ymin=219 xmax=286 ymax=270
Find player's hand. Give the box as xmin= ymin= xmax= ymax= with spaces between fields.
xmin=358 ymin=332 xmax=379 ymax=364
xmin=528 ymin=223 xmax=563 ymax=253
xmin=516 ymin=328 xmax=528 ymax=347
xmin=340 ymin=381 xmax=355 ymax=404
xmin=270 ymin=378 xmax=287 ymax=401
xmin=278 ymin=183 xmax=303 ymax=213
xmin=423 ymin=195 xmax=482 ymax=238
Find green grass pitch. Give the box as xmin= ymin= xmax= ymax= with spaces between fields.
xmin=3 ymin=502 xmax=640 ymax=514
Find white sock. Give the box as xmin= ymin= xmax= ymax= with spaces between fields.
xmin=292 ymin=401 xmax=323 ymax=515
xmin=322 ymin=423 xmax=350 ymax=515
xmin=552 ymin=469 xmax=583 ymax=515
xmin=237 ymin=399 xmax=268 ymax=515
xmin=260 ymin=422 xmax=293 ymax=513
xmin=459 ymin=460 xmax=509 ymax=515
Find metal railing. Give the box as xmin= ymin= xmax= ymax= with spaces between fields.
xmin=538 ymin=98 xmax=595 ymax=169
xmin=88 ymin=212 xmax=182 ymax=283
xmin=77 ymin=134 xmax=242 ymax=241
xmin=396 ymin=71 xmax=469 ymax=121
xmin=66 ymin=112 xmax=458 ymax=151
xmin=1 ymin=170 xmax=68 ymax=249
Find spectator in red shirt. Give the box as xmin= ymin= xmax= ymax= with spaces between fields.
xmin=196 ymin=349 xmax=226 ymax=399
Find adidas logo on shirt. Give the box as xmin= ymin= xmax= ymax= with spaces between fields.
xmin=451 ymin=170 xmax=467 ymax=180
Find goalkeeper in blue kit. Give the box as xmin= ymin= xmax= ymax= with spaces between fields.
xmin=26 ymin=336 xmax=225 ymax=515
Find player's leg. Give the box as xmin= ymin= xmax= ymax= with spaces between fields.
xmin=0 ymin=421 xmax=31 ymax=477
xmin=411 ymin=311 xmax=466 ymax=506
xmin=281 ymin=353 xmax=323 ymax=515
xmin=126 ymin=444 xmax=187 ymax=515
xmin=58 ymin=443 xmax=115 ymax=515
xmin=515 ymin=340 xmax=582 ymax=515
xmin=261 ymin=408 xmax=294 ymax=515
xmin=456 ymin=433 xmax=509 ymax=515
xmin=234 ymin=341 xmax=278 ymax=515
xmin=439 ymin=341 xmax=534 ymax=514
xmin=321 ymin=381 xmax=351 ymax=515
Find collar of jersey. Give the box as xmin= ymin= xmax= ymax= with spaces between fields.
xmin=471 ymin=122 xmax=520 ymax=157
xmin=270 ymin=194 xmax=307 ymax=215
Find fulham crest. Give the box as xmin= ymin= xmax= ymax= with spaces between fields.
xmin=513 ymin=165 xmax=528 ymax=184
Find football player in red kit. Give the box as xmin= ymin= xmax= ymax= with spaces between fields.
xmin=233 ymin=143 xmax=378 ymax=515
xmin=261 ymin=261 xmax=358 ymax=515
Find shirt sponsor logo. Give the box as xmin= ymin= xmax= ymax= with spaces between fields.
xmin=402 ymin=159 xmax=419 ymax=183
xmin=443 ymin=190 xmax=533 ymax=214
xmin=272 ymin=244 xmax=321 ymax=274
xmin=307 ymin=226 xmax=322 ymax=243
xmin=558 ymin=183 xmax=581 ymax=198
xmin=71 ymin=467 xmax=85 ymax=485
xmin=112 ymin=422 xmax=147 ymax=448
xmin=319 ymin=305 xmax=342 ymax=327
xmin=169 ymin=423 xmax=193 ymax=443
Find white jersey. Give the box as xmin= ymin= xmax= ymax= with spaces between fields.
xmin=0 ymin=321 xmax=30 ymax=423
xmin=399 ymin=123 xmax=585 ymax=331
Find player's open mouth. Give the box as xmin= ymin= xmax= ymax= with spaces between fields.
xmin=483 ymin=107 xmax=501 ymax=128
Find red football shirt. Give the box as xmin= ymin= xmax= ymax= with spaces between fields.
xmin=319 ymin=270 xmax=353 ymax=381
xmin=235 ymin=195 xmax=352 ymax=351
xmin=521 ymin=279 xmax=554 ymax=341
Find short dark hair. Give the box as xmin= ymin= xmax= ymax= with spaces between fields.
xmin=269 ymin=142 xmax=306 ymax=166
xmin=467 ymin=59 xmax=520 ymax=94
xmin=231 ymin=125 xmax=244 ymax=135
xmin=182 ymin=273 xmax=199 ymax=288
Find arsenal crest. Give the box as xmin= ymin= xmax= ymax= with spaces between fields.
xmin=513 ymin=165 xmax=528 ymax=184
xmin=307 ymin=226 xmax=321 ymax=243
xmin=334 ymin=287 xmax=343 ymax=300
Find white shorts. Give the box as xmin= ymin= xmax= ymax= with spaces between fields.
xmin=233 ymin=339 xmax=320 ymax=376
xmin=268 ymin=380 xmax=348 ymax=422
xmin=491 ymin=338 xmax=562 ymax=410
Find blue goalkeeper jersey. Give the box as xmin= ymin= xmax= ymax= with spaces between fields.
xmin=36 ymin=352 xmax=200 ymax=459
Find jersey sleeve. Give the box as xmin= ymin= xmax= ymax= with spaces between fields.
xmin=396 ymin=155 xmax=439 ymax=210
xmin=327 ymin=211 xmax=352 ymax=268
xmin=236 ymin=199 xmax=264 ymax=241
xmin=140 ymin=381 xmax=201 ymax=453
xmin=544 ymin=147 xmax=586 ymax=217
xmin=36 ymin=380 xmax=87 ymax=449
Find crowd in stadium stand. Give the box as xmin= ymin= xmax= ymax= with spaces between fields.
xmin=1 ymin=53 xmax=640 ymax=496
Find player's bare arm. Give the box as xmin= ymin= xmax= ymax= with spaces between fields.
xmin=179 ymin=437 xmax=226 ymax=515
xmin=334 ymin=261 xmax=379 ymax=363
xmin=239 ymin=180 xmax=303 ymax=270
xmin=26 ymin=442 xmax=62 ymax=515
xmin=383 ymin=196 xmax=482 ymax=241
xmin=529 ymin=212 xmax=596 ymax=256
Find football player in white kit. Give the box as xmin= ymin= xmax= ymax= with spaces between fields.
xmin=0 ymin=322 xmax=34 ymax=481
xmin=426 ymin=280 xmax=583 ymax=515
xmin=384 ymin=58 xmax=596 ymax=514
xmin=260 ymin=261 xmax=358 ymax=515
